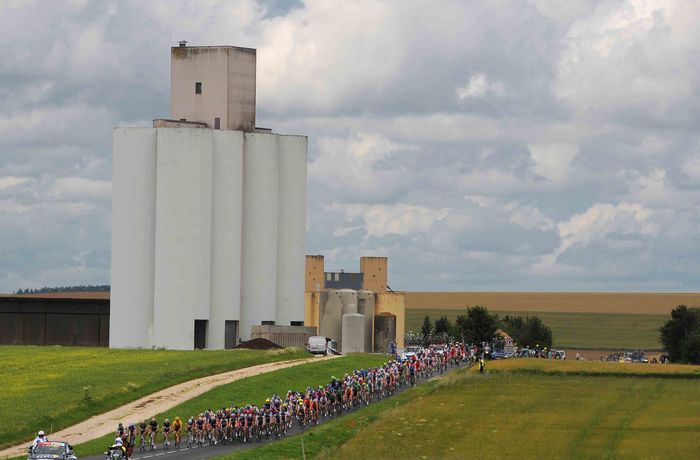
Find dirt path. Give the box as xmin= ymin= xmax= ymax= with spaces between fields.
xmin=0 ymin=355 xmax=338 ymax=459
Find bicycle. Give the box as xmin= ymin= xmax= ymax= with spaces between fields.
xmin=149 ymin=429 xmax=156 ymax=451
xmin=173 ymin=429 xmax=181 ymax=449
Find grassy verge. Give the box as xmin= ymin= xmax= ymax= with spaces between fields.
xmin=407 ymin=307 xmax=667 ymax=349
xmin=0 ymin=346 xmax=308 ymax=449
xmin=74 ymin=353 xmax=388 ymax=457
xmin=225 ymin=359 xmax=700 ymax=459
xmin=332 ymin=360 xmax=700 ymax=459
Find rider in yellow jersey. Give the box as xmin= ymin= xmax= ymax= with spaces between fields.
xmin=172 ymin=417 xmax=182 ymax=448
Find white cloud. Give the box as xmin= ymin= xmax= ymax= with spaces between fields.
xmin=48 ymin=177 xmax=111 ymax=201
xmin=682 ymin=155 xmax=700 ymax=179
xmin=0 ymin=176 xmax=32 ymax=191
xmin=547 ymin=202 xmax=659 ymax=262
xmin=310 ymin=132 xmax=416 ymax=200
xmin=528 ymin=143 xmax=578 ymax=183
xmin=555 ymin=0 xmax=700 ymax=124
xmin=330 ymin=203 xmax=451 ymax=238
xmin=456 ymin=73 xmax=505 ymax=99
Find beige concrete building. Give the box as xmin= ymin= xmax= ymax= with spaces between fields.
xmin=304 ymin=255 xmax=406 ymax=350
xmin=170 ymin=44 xmax=256 ymax=132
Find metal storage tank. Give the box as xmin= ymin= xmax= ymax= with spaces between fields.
xmin=240 ymin=132 xmax=279 ymax=341
xmin=275 ymin=135 xmax=308 ymax=326
xmin=319 ymin=290 xmax=343 ymax=346
xmin=110 ymin=128 xmax=157 ymax=348
xmin=374 ymin=313 xmax=396 ymax=353
xmin=339 ymin=289 xmax=358 ymax=315
xmin=357 ymin=290 xmax=374 ymax=353
xmin=208 ymin=131 xmax=244 ymax=348
xmin=342 ymin=313 xmax=365 ymax=354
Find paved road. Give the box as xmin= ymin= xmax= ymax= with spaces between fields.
xmin=83 ymin=360 xmax=470 ymax=460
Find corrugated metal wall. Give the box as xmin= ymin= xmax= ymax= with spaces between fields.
xmin=251 ymin=325 xmax=316 ymax=348
xmin=0 ymin=297 xmax=109 ymax=346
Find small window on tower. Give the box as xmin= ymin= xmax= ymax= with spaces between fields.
xmin=195 ymin=82 xmax=202 ymax=94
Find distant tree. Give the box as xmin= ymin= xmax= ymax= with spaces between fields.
xmin=521 ymin=316 xmax=553 ymax=349
xmin=421 ymin=316 xmax=433 ymax=336
xmin=456 ymin=306 xmax=498 ymax=344
xmin=660 ymin=305 xmax=700 ymax=364
xmin=500 ymin=314 xmax=552 ymax=349
xmin=13 ymin=285 xmax=111 ymax=294
xmin=434 ymin=316 xmax=452 ymax=335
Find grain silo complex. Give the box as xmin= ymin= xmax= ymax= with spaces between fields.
xmin=110 ymin=44 xmax=307 ymax=350
xmin=304 ymin=256 xmax=406 ymax=352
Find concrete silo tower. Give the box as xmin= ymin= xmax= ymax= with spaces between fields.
xmin=111 ymin=44 xmax=307 ymax=350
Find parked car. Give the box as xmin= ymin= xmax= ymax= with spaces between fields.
xmin=27 ymin=441 xmax=77 ymax=460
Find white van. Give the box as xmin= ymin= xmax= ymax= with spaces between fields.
xmin=308 ymin=336 xmax=329 ymax=354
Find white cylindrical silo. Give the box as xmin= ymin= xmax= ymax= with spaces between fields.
xmin=340 ymin=289 xmax=358 ymax=316
xmin=275 ymin=135 xmax=308 ymax=326
xmin=357 ymin=290 xmax=374 ymax=353
xmin=110 ymin=128 xmax=157 ymax=348
xmin=240 ymin=132 xmax=279 ymax=340
xmin=319 ymin=290 xmax=343 ymax=346
xmin=209 ymin=130 xmax=244 ymax=349
xmin=152 ymin=128 xmax=214 ymax=349
xmin=342 ymin=313 xmax=365 ymax=354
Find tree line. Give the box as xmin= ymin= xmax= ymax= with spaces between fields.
xmin=659 ymin=305 xmax=699 ymax=364
xmin=417 ymin=305 xmax=553 ymax=348
xmin=15 ymin=285 xmax=111 ymax=294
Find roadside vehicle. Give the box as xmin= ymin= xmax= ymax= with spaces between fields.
xmin=27 ymin=441 xmax=77 ymax=460
xmin=491 ymin=349 xmax=506 ymax=359
xmin=307 ymin=336 xmax=338 ymax=355
xmin=308 ymin=336 xmax=328 ymax=354
xmin=403 ymin=345 xmax=423 ymax=360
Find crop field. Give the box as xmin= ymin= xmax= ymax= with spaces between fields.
xmin=404 ymin=291 xmax=700 ymax=314
xmin=230 ymin=359 xmax=699 ymax=459
xmin=406 ymin=307 xmax=667 ymax=350
xmin=0 ymin=346 xmax=308 ymax=449
xmin=75 ymin=353 xmax=388 ymax=456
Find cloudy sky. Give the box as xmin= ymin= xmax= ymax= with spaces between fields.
xmin=1 ymin=0 xmax=699 ymax=293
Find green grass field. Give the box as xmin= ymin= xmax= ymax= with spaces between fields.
xmin=407 ymin=307 xmax=667 ymax=350
xmin=226 ymin=360 xmax=700 ymax=459
xmin=0 ymin=346 xmax=308 ymax=449
xmin=74 ymin=353 xmax=388 ymax=457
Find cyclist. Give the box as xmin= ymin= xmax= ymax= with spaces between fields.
xmin=125 ymin=423 xmax=136 ymax=458
xmin=185 ymin=417 xmax=195 ymax=447
xmin=162 ymin=418 xmax=171 ymax=449
xmin=148 ymin=418 xmax=158 ymax=450
xmin=138 ymin=420 xmax=147 ymax=451
xmin=116 ymin=422 xmax=125 ymax=438
xmin=172 ymin=416 xmax=182 ymax=448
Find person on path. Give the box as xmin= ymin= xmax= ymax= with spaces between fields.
xmin=479 ymin=358 xmax=485 ymax=373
